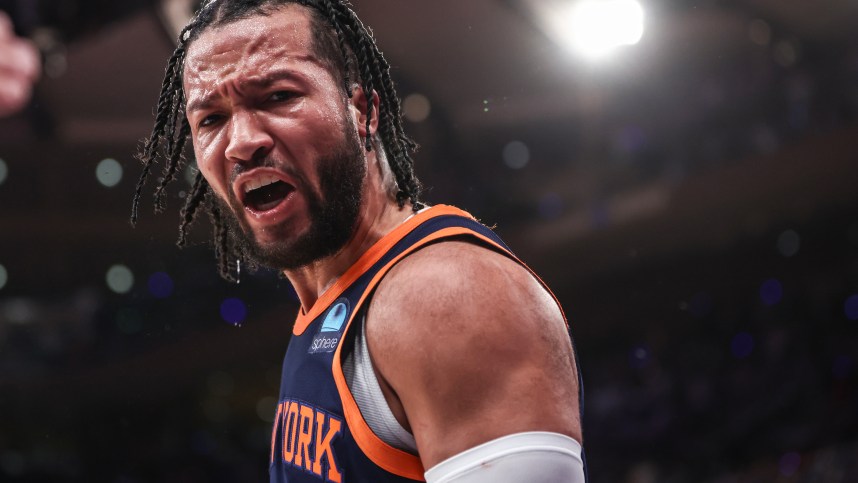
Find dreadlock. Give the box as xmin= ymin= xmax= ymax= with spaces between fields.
xmin=131 ymin=0 xmax=422 ymax=282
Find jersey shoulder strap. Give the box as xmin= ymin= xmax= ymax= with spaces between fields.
xmin=292 ymin=204 xmax=499 ymax=336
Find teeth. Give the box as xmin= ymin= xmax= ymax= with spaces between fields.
xmin=243 ymin=174 xmax=280 ymax=193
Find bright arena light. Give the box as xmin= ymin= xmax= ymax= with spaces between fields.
xmin=555 ymin=0 xmax=645 ymax=58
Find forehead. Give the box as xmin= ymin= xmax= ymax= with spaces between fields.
xmin=183 ymin=5 xmax=320 ymax=85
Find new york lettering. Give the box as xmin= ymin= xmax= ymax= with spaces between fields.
xmin=271 ymin=399 xmax=343 ymax=482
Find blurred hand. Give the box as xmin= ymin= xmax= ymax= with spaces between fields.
xmin=0 ymin=11 xmax=40 ymax=117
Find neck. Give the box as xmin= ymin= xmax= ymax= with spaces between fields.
xmin=283 ymin=179 xmax=412 ymax=312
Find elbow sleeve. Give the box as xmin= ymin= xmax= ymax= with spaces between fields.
xmin=424 ymin=432 xmax=585 ymax=483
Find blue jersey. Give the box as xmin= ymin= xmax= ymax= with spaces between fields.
xmin=269 ymin=205 xmax=586 ymax=482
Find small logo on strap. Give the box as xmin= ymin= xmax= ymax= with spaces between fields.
xmin=321 ymin=301 xmax=349 ymax=333
xmin=309 ymin=299 xmax=350 ymax=354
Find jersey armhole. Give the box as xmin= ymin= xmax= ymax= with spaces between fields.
xmin=329 ymin=227 xmax=500 ymax=481
xmin=329 ymin=225 xmax=572 ymax=481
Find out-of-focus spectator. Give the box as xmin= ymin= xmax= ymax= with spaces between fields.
xmin=0 ymin=10 xmax=39 ymax=117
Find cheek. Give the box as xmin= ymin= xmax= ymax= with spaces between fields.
xmin=193 ymin=144 xmax=230 ymax=200
xmin=199 ymin=164 xmax=222 ymax=195
xmin=279 ymin=109 xmax=348 ymax=153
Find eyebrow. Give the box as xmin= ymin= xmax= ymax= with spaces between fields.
xmin=185 ymin=70 xmax=301 ymax=113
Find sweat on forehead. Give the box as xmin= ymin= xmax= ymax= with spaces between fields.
xmin=182 ymin=9 xmax=343 ymax=123
xmin=183 ymin=1 xmax=349 ymax=81
xmin=184 ymin=7 xmax=314 ymax=73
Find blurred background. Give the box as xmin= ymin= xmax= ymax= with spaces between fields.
xmin=1 ymin=0 xmax=857 ymax=481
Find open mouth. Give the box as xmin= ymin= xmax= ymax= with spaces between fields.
xmin=242 ymin=176 xmax=295 ymax=213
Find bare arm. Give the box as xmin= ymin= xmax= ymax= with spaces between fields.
xmin=366 ymin=240 xmax=582 ymax=469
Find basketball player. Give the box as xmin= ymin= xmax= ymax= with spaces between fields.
xmin=132 ymin=1 xmax=586 ymax=481
xmin=0 ymin=11 xmax=40 ymax=117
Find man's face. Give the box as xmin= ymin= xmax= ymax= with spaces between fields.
xmin=183 ymin=5 xmax=367 ymax=270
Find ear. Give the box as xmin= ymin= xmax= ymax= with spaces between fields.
xmin=348 ymin=85 xmax=380 ymax=137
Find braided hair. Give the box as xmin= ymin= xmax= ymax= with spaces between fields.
xmin=131 ymin=0 xmax=422 ymax=281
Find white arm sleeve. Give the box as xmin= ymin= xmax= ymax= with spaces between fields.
xmin=424 ymin=432 xmax=585 ymax=483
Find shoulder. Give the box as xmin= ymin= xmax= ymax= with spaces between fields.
xmin=366 ymin=237 xmax=572 ymax=365
xmin=370 ymin=239 xmax=562 ymax=331
xmin=365 ymin=238 xmax=581 ymax=466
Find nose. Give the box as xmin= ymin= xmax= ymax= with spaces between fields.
xmin=224 ymin=109 xmax=274 ymax=164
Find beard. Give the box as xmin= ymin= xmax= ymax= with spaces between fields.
xmin=215 ymin=121 xmax=367 ymax=271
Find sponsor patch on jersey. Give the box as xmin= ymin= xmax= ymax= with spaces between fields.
xmin=309 ymin=299 xmax=349 ymax=354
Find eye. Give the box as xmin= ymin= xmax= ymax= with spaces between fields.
xmin=268 ymin=90 xmax=297 ymax=103
xmin=198 ymin=113 xmax=224 ymax=128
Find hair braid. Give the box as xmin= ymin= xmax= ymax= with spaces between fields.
xmin=363 ymin=46 xmax=421 ymax=208
xmin=339 ymin=2 xmax=419 ymax=208
xmin=321 ymin=0 xmax=353 ymax=97
xmin=209 ymin=202 xmax=238 ymax=283
xmin=325 ymin=2 xmax=376 ymax=152
xmin=143 ymin=48 xmax=185 ymax=160
xmin=373 ymin=53 xmax=421 ymax=206
xmin=356 ymin=36 xmax=376 ymax=152
xmin=131 ymin=45 xmax=186 ymax=224
xmin=154 ymin=97 xmax=191 ymax=213
xmin=364 ymin=54 xmax=408 ymax=197
xmin=378 ymin=56 xmax=419 ymax=154
xmin=330 ymin=2 xmax=421 ymax=208
xmin=177 ymin=170 xmax=208 ymax=248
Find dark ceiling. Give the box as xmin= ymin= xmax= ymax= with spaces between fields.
xmin=1 ymin=0 xmax=857 ymax=295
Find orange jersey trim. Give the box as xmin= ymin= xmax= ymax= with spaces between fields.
xmin=328 ymin=224 xmax=574 ymax=479
xmin=331 ymin=226 xmax=479 ymax=481
xmin=292 ymin=205 xmax=475 ymax=336
xmin=292 ymin=206 xmax=572 ymax=480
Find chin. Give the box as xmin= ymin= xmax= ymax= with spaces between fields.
xmin=250 ymin=222 xmax=307 ymax=250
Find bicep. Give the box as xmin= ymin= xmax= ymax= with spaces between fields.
xmin=366 ymin=241 xmax=582 ymax=469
